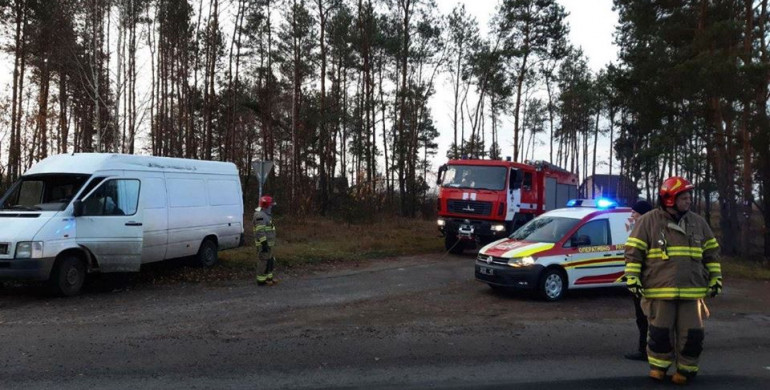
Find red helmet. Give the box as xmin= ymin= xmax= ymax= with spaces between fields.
xmin=659 ymin=176 xmax=694 ymax=207
xmin=259 ymin=195 xmax=273 ymax=209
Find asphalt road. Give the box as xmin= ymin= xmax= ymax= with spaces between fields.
xmin=1 ymin=253 xmax=769 ymax=389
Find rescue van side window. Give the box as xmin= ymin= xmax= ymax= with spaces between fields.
xmin=566 ymin=219 xmax=610 ymax=248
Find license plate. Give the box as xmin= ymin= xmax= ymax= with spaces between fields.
xmin=478 ymin=266 xmax=494 ymax=276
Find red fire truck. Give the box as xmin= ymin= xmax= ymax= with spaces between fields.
xmin=436 ymin=159 xmax=578 ymax=253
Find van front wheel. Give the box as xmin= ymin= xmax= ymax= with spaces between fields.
xmin=538 ymin=267 xmax=567 ymax=301
xmin=196 ymin=239 xmax=218 ymax=267
xmin=49 ymin=256 xmax=86 ymax=297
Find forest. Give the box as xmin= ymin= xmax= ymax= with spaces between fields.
xmin=0 ymin=0 xmax=768 ymax=257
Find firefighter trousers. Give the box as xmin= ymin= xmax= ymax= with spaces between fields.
xmin=642 ymin=298 xmax=706 ymax=377
xmin=256 ymin=246 xmax=275 ymax=284
xmin=632 ymin=295 xmax=648 ymax=353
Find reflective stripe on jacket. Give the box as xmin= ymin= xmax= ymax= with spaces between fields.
xmin=624 ymin=208 xmax=721 ymax=299
xmin=253 ymin=207 xmax=276 ymax=247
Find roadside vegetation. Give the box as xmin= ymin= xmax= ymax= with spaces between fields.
xmin=127 ymin=216 xmax=444 ymax=286
xmin=222 ymin=215 xmax=444 ymax=267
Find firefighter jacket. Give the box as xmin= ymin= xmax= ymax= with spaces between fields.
xmin=253 ymin=207 xmax=276 ymax=247
xmin=624 ymin=208 xmax=721 ymax=299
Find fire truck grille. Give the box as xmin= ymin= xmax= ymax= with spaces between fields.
xmin=447 ymin=200 xmax=493 ymax=216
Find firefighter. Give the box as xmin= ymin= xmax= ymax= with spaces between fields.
xmin=624 ymin=199 xmax=653 ymax=362
xmin=624 ymin=177 xmax=722 ymax=385
xmin=253 ymin=195 xmax=277 ymax=286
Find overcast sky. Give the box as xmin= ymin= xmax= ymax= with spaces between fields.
xmin=431 ymin=0 xmax=619 ymax=172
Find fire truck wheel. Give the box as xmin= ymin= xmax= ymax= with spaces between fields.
xmin=445 ymin=234 xmax=465 ymax=254
xmin=538 ymin=267 xmax=567 ymax=301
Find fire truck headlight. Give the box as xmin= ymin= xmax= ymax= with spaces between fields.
xmin=491 ymin=224 xmax=506 ymax=232
xmin=437 ymin=219 xmax=445 ymax=227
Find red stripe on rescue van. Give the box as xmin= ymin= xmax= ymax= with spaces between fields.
xmin=574 ymin=271 xmax=624 ymax=285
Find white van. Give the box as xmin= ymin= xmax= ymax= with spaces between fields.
xmin=0 ymin=153 xmax=244 ymax=295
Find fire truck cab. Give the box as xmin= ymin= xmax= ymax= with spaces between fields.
xmin=474 ymin=199 xmax=633 ymax=301
xmin=436 ymin=159 xmax=577 ymax=253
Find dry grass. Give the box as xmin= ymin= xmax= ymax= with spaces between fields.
xmin=721 ymin=256 xmax=770 ymax=281
xmin=219 ymin=215 xmax=444 ymax=269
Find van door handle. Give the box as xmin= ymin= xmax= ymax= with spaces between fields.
xmin=125 ymin=222 xmax=143 ymax=226
xmin=603 ymin=253 xmax=612 ymax=257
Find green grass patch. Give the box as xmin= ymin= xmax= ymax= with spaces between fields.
xmin=721 ymin=257 xmax=770 ymax=281
xmin=220 ymin=215 xmax=444 ymax=269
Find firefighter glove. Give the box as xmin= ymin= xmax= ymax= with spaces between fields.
xmin=709 ymin=277 xmax=722 ymax=298
xmin=626 ymin=276 xmax=643 ymax=298
xmin=261 ymin=241 xmax=269 ymax=253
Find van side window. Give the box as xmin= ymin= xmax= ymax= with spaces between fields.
xmin=566 ymin=219 xmax=610 ymax=247
xmin=77 ymin=177 xmax=107 ymax=200
xmin=82 ymin=179 xmax=140 ymax=216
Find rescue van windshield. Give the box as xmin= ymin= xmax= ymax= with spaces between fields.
xmin=440 ymin=165 xmax=506 ymax=191
xmin=509 ymin=216 xmax=580 ymax=243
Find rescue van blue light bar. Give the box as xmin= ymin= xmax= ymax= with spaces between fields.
xmin=566 ymin=198 xmax=618 ymax=209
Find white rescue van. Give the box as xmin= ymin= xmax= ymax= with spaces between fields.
xmin=475 ymin=199 xmax=633 ymax=301
xmin=0 ymin=153 xmax=244 ymax=296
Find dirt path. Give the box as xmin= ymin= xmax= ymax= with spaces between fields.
xmin=1 ymin=253 xmax=768 ymax=389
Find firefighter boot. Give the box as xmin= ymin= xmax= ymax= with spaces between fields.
xmin=671 ymin=372 xmax=693 ymax=385
xmin=649 ymin=368 xmax=666 ymax=381
xmin=266 ymin=273 xmax=278 ymax=286
xmin=256 ymin=274 xmax=268 ymax=286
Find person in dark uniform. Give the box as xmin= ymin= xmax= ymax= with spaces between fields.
xmin=624 ymin=199 xmax=653 ymax=361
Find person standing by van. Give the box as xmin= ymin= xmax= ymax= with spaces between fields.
xmin=623 ymin=199 xmax=653 ymax=361
xmin=253 ymin=195 xmax=277 ymax=286
xmin=624 ymin=177 xmax=722 ymax=385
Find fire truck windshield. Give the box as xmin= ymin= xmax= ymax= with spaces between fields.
xmin=509 ymin=216 xmax=581 ymax=243
xmin=441 ymin=165 xmax=506 ymax=190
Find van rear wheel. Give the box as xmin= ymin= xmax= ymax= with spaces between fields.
xmin=49 ymin=256 xmax=86 ymax=297
xmin=196 ymin=239 xmax=218 ymax=267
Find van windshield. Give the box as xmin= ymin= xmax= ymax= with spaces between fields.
xmin=510 ymin=216 xmax=580 ymax=243
xmin=0 ymin=174 xmax=91 ymax=211
xmin=440 ymin=165 xmax=506 ymax=190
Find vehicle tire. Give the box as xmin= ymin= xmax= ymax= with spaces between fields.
xmin=538 ymin=267 xmax=567 ymax=301
xmin=445 ymin=234 xmax=464 ymax=254
xmin=49 ymin=256 xmax=86 ymax=297
xmin=196 ymin=239 xmax=218 ymax=268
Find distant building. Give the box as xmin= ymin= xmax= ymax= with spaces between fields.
xmin=579 ymin=174 xmax=639 ymax=206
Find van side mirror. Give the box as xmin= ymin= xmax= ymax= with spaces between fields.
xmin=72 ymin=200 xmax=83 ymax=217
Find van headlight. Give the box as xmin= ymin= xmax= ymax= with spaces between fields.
xmin=16 ymin=242 xmax=44 ymax=259
xmin=508 ymin=256 xmax=536 ymax=267
xmin=491 ymin=224 xmax=506 ymax=232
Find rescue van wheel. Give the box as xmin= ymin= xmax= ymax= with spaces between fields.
xmin=196 ymin=239 xmax=218 ymax=267
xmin=445 ymin=234 xmax=465 ymax=254
xmin=538 ymin=267 xmax=567 ymax=301
xmin=49 ymin=256 xmax=86 ymax=297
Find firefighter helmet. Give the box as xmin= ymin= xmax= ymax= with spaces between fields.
xmin=659 ymin=176 xmax=694 ymax=208
xmin=259 ymin=195 xmax=273 ymax=209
